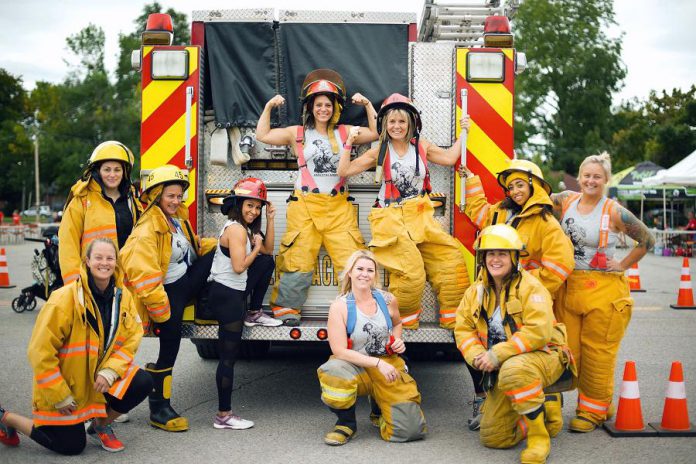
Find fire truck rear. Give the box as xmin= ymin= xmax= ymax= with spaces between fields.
xmin=131 ymin=0 xmax=524 ymax=358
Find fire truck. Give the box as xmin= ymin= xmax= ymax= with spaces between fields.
xmin=130 ymin=0 xmax=524 ymax=358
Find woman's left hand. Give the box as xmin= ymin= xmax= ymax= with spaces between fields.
xmin=94 ymin=375 xmax=110 ymax=393
xmin=390 ymin=337 xmax=406 ymax=354
xmin=347 ymin=126 xmax=360 ymax=145
xmin=606 ymin=257 xmax=626 ymax=272
xmin=266 ymin=201 xmax=276 ymax=221
xmin=351 ymin=93 xmax=370 ymax=107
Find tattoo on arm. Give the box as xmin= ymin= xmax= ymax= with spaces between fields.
xmin=619 ymin=206 xmax=655 ymax=251
xmin=550 ymin=191 xmax=570 ymax=219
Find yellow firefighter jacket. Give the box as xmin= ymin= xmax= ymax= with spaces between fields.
xmin=454 ymin=270 xmax=572 ymax=369
xmin=27 ymin=266 xmax=143 ymax=426
xmin=464 ymin=175 xmax=574 ymax=294
xmin=59 ymin=178 xmax=142 ymax=284
xmin=119 ymin=187 xmax=216 ymax=329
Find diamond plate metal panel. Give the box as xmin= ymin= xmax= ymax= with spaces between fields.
xmin=192 ymin=9 xmax=275 ymax=22
xmin=278 ymin=10 xmax=415 ymax=24
xmin=182 ymin=321 xmax=454 ymax=343
xmin=411 ymin=42 xmax=456 ymax=147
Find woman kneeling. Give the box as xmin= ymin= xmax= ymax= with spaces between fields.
xmin=317 ymin=250 xmax=426 ymax=446
xmin=454 ymin=225 xmax=575 ymax=464
xmin=0 ymin=238 xmax=151 ymax=455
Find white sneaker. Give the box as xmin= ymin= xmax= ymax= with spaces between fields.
xmin=244 ymin=310 xmax=282 ymax=327
xmin=113 ymin=413 xmax=129 ymax=423
xmin=213 ymin=413 xmax=254 ymax=430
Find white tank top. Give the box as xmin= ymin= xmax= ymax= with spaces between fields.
xmin=294 ymin=127 xmax=343 ymax=193
xmin=561 ymin=196 xmax=618 ymax=271
xmin=208 ymin=220 xmax=250 ymax=291
xmin=377 ymin=142 xmax=426 ymax=206
xmin=165 ymin=219 xmax=194 ymax=284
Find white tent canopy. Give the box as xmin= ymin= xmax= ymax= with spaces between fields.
xmin=642 ymin=149 xmax=696 ymax=186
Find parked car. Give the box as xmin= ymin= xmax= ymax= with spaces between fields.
xmin=21 ymin=205 xmax=52 ymax=218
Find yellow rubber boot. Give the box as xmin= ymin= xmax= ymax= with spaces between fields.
xmin=543 ymin=394 xmax=563 ymax=438
xmin=145 ymin=364 xmax=189 ymax=432
xmin=520 ymin=409 xmax=550 ymax=464
xmin=568 ymin=413 xmax=598 ymax=433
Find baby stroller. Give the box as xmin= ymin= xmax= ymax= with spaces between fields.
xmin=12 ymin=226 xmax=62 ymax=313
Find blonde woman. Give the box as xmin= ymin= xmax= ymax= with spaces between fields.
xmin=317 ymin=250 xmax=426 ymax=446
xmin=552 ymin=152 xmax=654 ymax=432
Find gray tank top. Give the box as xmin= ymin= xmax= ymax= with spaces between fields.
xmin=294 ymin=128 xmax=343 ymax=193
xmin=208 ymin=220 xmax=250 ymax=290
xmin=341 ymin=290 xmax=391 ymax=356
xmin=561 ymin=196 xmax=617 ymax=271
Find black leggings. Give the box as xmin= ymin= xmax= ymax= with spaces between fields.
xmin=29 ymin=369 xmax=152 ymax=456
xmin=466 ymin=362 xmax=486 ymax=395
xmin=210 ymin=254 xmax=274 ymax=411
xmin=155 ymin=251 xmax=214 ymax=369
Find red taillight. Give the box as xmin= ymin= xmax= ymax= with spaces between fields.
xmin=290 ymin=328 xmax=302 ymax=340
xmin=484 ymin=16 xmax=510 ymax=34
xmin=146 ymin=13 xmax=173 ymax=33
xmin=317 ymin=329 xmax=328 ymax=340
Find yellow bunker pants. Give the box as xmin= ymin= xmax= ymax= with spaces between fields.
xmin=317 ymin=355 xmax=426 ymax=442
xmin=480 ymin=350 xmax=565 ymax=449
xmin=554 ymin=271 xmax=632 ymax=424
xmin=271 ymin=191 xmax=365 ymax=322
xmin=367 ymin=196 xmax=469 ymax=329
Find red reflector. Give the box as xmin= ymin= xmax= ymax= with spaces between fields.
xmin=146 ymin=13 xmax=174 ymax=33
xmin=317 ymin=329 xmax=328 ymax=340
xmin=290 ymin=328 xmax=302 ymax=340
xmin=484 ymin=16 xmax=511 ymax=34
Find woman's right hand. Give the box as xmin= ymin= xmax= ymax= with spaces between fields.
xmin=58 ymin=403 xmax=77 ymax=416
xmin=252 ymin=234 xmax=264 ymax=250
xmin=376 ymin=358 xmax=400 ymax=383
xmin=266 ymin=95 xmax=285 ymax=109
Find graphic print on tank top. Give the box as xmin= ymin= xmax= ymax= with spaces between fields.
xmin=306 ymin=138 xmax=338 ymax=175
xmin=563 ymin=217 xmax=587 ymax=260
xmin=361 ymin=321 xmax=388 ymax=356
xmin=487 ymin=307 xmax=507 ymax=348
xmin=391 ymin=159 xmax=420 ymax=199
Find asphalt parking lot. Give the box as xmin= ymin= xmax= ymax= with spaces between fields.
xmin=1 ymin=242 xmax=695 ymax=463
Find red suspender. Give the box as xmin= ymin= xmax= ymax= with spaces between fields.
xmin=589 ymin=198 xmax=615 ymax=270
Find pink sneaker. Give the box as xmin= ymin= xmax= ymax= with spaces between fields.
xmin=213 ymin=413 xmax=254 ymax=430
xmin=244 ymin=310 xmax=282 ymax=327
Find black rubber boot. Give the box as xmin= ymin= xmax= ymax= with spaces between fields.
xmin=368 ymin=396 xmax=382 ymax=428
xmin=145 ymin=363 xmax=189 ymax=432
xmin=325 ymin=406 xmax=357 ymax=446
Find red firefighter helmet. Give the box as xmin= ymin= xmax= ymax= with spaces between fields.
xmin=301 ymin=68 xmax=346 ymax=104
xmin=377 ymin=93 xmax=422 ymax=134
xmin=221 ymin=177 xmax=268 ymax=215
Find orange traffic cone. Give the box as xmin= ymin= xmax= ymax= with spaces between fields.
xmin=649 ymin=361 xmax=696 ymax=436
xmin=670 ymin=258 xmax=696 ymax=309
xmin=627 ymin=263 xmax=646 ymax=292
xmin=604 ymin=361 xmax=657 ymax=436
xmin=0 ymin=248 xmax=16 ymax=289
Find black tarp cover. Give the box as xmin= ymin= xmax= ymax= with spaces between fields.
xmin=205 ymin=22 xmax=277 ymax=127
xmin=205 ymin=21 xmax=409 ymax=128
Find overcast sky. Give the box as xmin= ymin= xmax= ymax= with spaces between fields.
xmin=1 ymin=0 xmax=694 ymax=105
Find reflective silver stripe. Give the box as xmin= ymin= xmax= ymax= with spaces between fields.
xmin=111 ymin=366 xmax=136 ymax=398
xmin=132 ymin=275 xmax=163 ymax=291
xmin=36 ymin=370 xmax=62 ymax=385
xmin=149 ymin=304 xmax=170 ymax=316
xmin=112 ymin=349 xmax=133 ymax=362
xmin=542 ymin=259 xmax=570 ymax=278
xmin=474 ymin=205 xmax=489 ymax=228
xmin=83 ymin=228 xmax=116 ymax=240
xmin=321 ymin=386 xmax=355 ymax=399
xmin=578 ymin=397 xmax=608 ymax=413
xmin=507 ymin=381 xmax=543 ymax=402
xmin=58 ymin=344 xmax=98 ymax=356
xmin=33 ymin=406 xmax=105 ymax=423
xmin=512 ymin=335 xmax=527 ymax=353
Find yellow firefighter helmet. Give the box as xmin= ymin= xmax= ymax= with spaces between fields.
xmin=497 ymin=159 xmax=552 ymax=195
xmin=89 ymin=141 xmax=135 ymax=169
xmin=140 ymin=165 xmax=189 ymax=201
xmin=474 ymin=224 xmax=525 ymax=272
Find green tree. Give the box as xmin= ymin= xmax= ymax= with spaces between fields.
xmin=514 ymin=0 xmax=626 ymax=174
xmin=0 ymin=69 xmax=32 ymax=214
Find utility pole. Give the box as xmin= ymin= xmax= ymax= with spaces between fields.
xmin=33 ymin=109 xmax=40 ymax=228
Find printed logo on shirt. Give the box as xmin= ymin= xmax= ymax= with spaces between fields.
xmin=362 ymin=321 xmax=388 ymax=356
xmin=306 ymin=139 xmax=338 ymax=176
xmin=391 ymin=160 xmax=420 ymax=199
xmin=563 ymin=217 xmax=587 ymax=260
